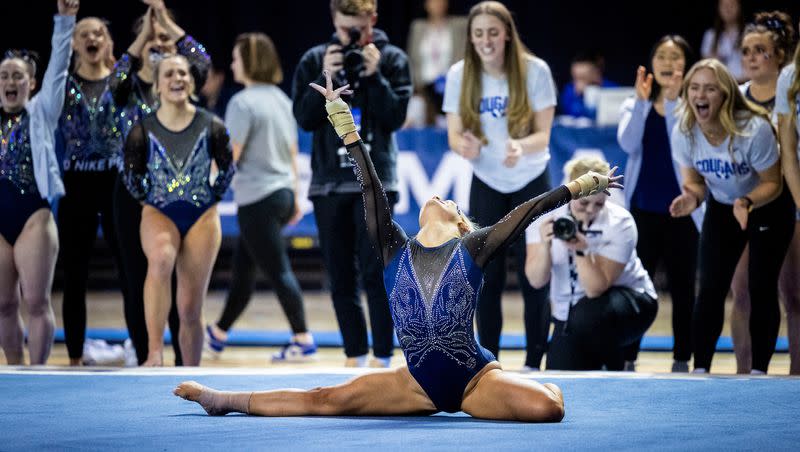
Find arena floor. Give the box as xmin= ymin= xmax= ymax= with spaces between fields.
xmin=3 ymin=290 xmax=791 ymax=374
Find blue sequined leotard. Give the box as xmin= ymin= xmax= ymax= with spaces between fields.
xmin=58 ymin=74 xmax=123 ymax=172
xmin=122 ymin=108 xmax=234 ymax=237
xmin=0 ymin=111 xmax=48 ymax=245
xmin=344 ymin=140 xmax=572 ymax=413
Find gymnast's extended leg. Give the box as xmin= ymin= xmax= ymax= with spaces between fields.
xmin=174 ymin=366 xmax=437 ymax=416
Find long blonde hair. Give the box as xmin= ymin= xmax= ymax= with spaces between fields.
xmin=72 ymin=17 xmax=116 ymax=72
xmin=789 ymin=43 xmax=800 ymax=122
xmin=677 ymin=59 xmax=772 ymax=159
xmin=458 ymin=1 xmax=534 ymax=144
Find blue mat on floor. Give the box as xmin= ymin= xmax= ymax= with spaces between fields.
xmin=53 ymin=328 xmax=790 ymax=352
xmin=2 ymin=370 xmax=799 ymax=450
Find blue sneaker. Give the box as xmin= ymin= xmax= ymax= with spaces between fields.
xmin=271 ymin=341 xmax=318 ymax=363
xmin=204 ymin=325 xmax=226 ymax=357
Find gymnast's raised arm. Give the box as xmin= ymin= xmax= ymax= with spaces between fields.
xmin=463 ymin=169 xmax=623 ymax=269
xmin=309 ymin=71 xmax=408 ymax=267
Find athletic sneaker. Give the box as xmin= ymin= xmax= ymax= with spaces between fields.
xmin=82 ymin=339 xmax=125 ymax=366
xmin=671 ymin=360 xmax=689 ymax=373
xmin=123 ymin=339 xmax=138 ymax=367
xmin=204 ymin=325 xmax=226 ymax=358
xmin=271 ymin=341 xmax=318 ymax=363
xmin=368 ymin=356 xmax=392 ymax=368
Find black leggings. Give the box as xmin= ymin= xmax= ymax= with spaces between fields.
xmin=112 ymin=175 xmax=182 ymax=365
xmin=59 ymin=171 xmax=124 ymax=359
xmin=216 ymin=189 xmax=308 ymax=334
xmin=546 ymin=287 xmax=658 ymax=370
xmin=629 ymin=208 xmax=698 ymax=362
xmin=312 ymin=192 xmax=397 ymax=358
xmin=469 ymin=173 xmax=551 ymax=367
xmin=693 ymin=191 xmax=794 ymax=372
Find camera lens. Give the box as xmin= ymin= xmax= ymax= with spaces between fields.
xmin=341 ymin=27 xmax=365 ymax=80
xmin=552 ymin=216 xmax=577 ymax=241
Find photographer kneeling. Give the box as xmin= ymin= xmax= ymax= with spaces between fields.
xmin=525 ymin=157 xmax=658 ymax=371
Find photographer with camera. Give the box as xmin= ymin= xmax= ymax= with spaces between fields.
xmin=524 ymin=157 xmax=658 ymax=371
xmin=291 ymin=0 xmax=412 ymax=367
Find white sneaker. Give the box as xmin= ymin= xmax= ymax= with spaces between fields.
xmin=82 ymin=339 xmax=125 ymax=366
xmin=369 ymin=356 xmax=392 ymax=368
xmin=123 ymin=339 xmax=138 ymax=367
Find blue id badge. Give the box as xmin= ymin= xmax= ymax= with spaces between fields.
xmin=351 ymin=107 xmax=362 ymax=131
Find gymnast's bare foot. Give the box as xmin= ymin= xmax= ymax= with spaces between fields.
xmin=174 ymin=381 xmax=236 ymax=416
xmin=142 ymin=352 xmax=163 ymax=367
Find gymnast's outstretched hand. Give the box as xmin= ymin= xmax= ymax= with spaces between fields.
xmin=310 ymin=71 xmax=357 ymax=138
xmin=567 ymin=166 xmax=623 ymax=199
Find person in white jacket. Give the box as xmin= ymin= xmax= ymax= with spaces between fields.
xmin=616 ymin=35 xmax=697 ymax=372
xmin=0 ymin=0 xmax=77 ymax=365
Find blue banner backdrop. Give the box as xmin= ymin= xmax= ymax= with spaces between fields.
xmin=219 ymin=125 xmax=628 ymax=241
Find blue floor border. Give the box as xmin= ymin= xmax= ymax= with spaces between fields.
xmin=54 ymin=328 xmax=790 ymax=352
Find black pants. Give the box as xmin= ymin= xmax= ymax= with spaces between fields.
xmin=58 ymin=171 xmax=125 ymax=360
xmin=469 ymin=173 xmax=551 ymax=367
xmin=546 ymin=287 xmax=658 ymax=370
xmin=112 ymin=175 xmax=182 ymax=365
xmin=312 ymin=192 xmax=397 ymax=358
xmin=694 ymin=191 xmax=794 ymax=372
xmin=629 ymin=208 xmax=697 ymax=362
xmin=216 ymin=189 xmax=308 ymax=334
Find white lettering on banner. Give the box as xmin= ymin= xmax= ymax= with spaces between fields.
xmin=218 ymin=151 xmax=473 ymax=218
xmin=395 ymin=151 xmax=473 ymax=214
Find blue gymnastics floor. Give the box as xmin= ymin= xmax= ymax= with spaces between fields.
xmin=2 ymin=368 xmax=799 ymax=451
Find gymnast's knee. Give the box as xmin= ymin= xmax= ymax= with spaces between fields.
xmin=0 ymin=295 xmax=20 ymax=317
xmin=24 ymin=296 xmax=52 ymax=318
xmin=538 ymin=384 xmax=565 ymax=422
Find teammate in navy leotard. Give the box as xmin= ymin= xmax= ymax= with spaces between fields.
xmin=123 ymin=54 xmax=233 ymax=366
xmin=0 ymin=0 xmax=77 ymax=366
xmin=174 ymin=71 xmax=621 ymax=422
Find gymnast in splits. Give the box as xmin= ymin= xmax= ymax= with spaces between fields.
xmin=174 ymin=71 xmax=621 ymax=422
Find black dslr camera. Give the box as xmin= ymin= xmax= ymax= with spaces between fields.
xmin=338 ymin=27 xmax=365 ymax=83
xmin=552 ymin=215 xmax=582 ymax=241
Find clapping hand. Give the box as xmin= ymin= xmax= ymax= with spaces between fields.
xmin=662 ymin=70 xmax=683 ymax=101
xmin=634 ymin=66 xmax=653 ymax=101
xmin=504 ymin=138 xmax=522 ymax=168
xmin=669 ymin=192 xmax=698 ymax=217
xmin=459 ymin=130 xmax=481 ymax=160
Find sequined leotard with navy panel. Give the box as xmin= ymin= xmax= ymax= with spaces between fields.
xmin=0 ymin=111 xmax=48 ymax=245
xmin=59 ymin=74 xmax=123 ymax=172
xmin=345 ymin=140 xmax=572 ymax=413
xmin=123 ymin=108 xmax=234 ymax=237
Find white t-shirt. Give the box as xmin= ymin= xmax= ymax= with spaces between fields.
xmin=671 ymin=115 xmax=778 ymax=205
xmin=738 ymin=81 xmax=777 ymax=125
xmin=775 ymin=64 xmax=800 ymax=161
xmin=442 ymin=57 xmax=557 ymax=193
xmin=701 ymin=28 xmax=744 ymax=81
xmin=525 ymin=202 xmax=656 ymax=322
xmin=225 ymin=84 xmax=297 ymax=206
